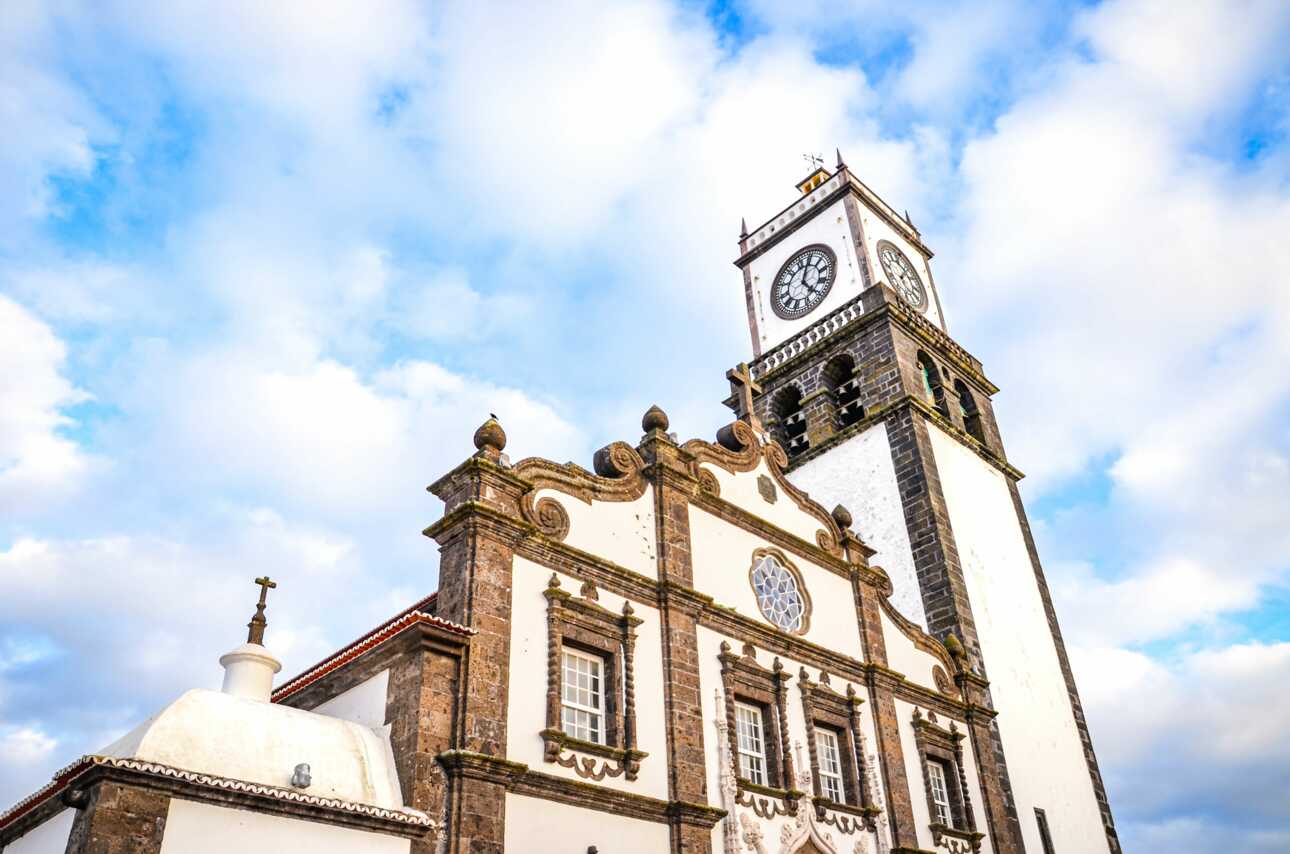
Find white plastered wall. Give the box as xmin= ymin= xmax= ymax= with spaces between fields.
xmin=2 ymin=808 xmax=73 ymax=854
xmin=312 ymin=669 xmax=389 ymax=730
xmin=893 ymin=698 xmax=993 ymax=854
xmin=788 ymin=422 xmax=928 ymax=629
xmin=504 ymin=793 xmax=669 ymax=852
xmin=855 ymin=207 xmax=946 ymax=330
xmin=746 ymin=196 xmax=867 ymax=354
xmin=926 ymin=426 xmax=1109 ymax=854
xmin=158 ymin=798 xmax=409 ymax=854
xmin=879 ymin=609 xmax=939 ymax=692
xmin=699 ymin=458 xmax=828 ymax=545
xmin=505 ymin=556 xmax=669 ymax=800
xmin=533 ymin=486 xmax=656 ymax=578
xmin=688 ymin=506 xmax=863 ymax=656
xmin=695 ymin=625 xmax=888 ymax=854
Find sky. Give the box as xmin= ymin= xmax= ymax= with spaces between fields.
xmin=1 ymin=0 xmax=1288 ymax=849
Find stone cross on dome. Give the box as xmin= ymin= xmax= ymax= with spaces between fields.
xmin=246 ymin=575 xmax=277 ymax=645
xmin=726 ymin=362 xmax=763 ymax=432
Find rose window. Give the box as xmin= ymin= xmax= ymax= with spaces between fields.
xmin=750 ymin=553 xmax=807 ymax=633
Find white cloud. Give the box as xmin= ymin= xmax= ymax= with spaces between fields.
xmin=129 ymin=351 xmax=584 ymax=519
xmin=1075 ymin=641 xmax=1290 ymax=848
xmin=0 ymin=296 xmax=92 ymax=513
xmin=0 ymin=2 xmax=107 ymax=242
xmin=1052 ymin=558 xmax=1260 ymax=647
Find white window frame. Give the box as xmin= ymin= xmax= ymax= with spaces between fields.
xmin=927 ymin=758 xmax=954 ymax=827
xmin=734 ymin=701 xmax=768 ymax=786
xmin=816 ymin=727 xmax=846 ymax=803
xmin=560 ymin=647 xmax=606 ymax=744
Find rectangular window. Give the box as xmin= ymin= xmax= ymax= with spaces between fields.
xmin=561 ymin=648 xmax=605 ymax=744
xmin=816 ymin=727 xmax=846 ymax=803
xmin=1035 ymin=807 xmax=1056 ymax=854
xmin=927 ymin=759 xmax=954 ymax=827
xmin=735 ymin=702 xmax=768 ymax=786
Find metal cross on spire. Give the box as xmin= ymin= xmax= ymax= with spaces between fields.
xmin=802 ymin=152 xmax=824 ymax=171
xmin=726 ymin=362 xmax=763 ymax=431
xmin=246 ymin=575 xmax=277 ymax=645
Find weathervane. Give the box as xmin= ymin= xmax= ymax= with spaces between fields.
xmin=803 ymin=152 xmax=824 ymax=171
xmin=247 ymin=576 xmax=277 ymax=645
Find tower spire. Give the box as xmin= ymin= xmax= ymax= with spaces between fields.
xmin=835 ymin=147 xmax=846 ymax=169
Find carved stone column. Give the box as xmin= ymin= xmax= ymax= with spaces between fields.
xmin=424 ymin=418 xmax=530 ymax=854
xmin=638 ymin=407 xmax=714 ymax=854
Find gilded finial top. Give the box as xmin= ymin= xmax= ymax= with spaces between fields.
xmin=247 ymin=576 xmax=277 ymax=645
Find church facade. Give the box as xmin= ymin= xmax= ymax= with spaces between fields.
xmin=1 ymin=158 xmax=1117 ymax=854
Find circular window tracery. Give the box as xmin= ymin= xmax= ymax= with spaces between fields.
xmin=749 ymin=550 xmax=810 ymax=634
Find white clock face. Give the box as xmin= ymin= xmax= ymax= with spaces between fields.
xmin=771 ymin=245 xmax=835 ymax=320
xmin=877 ymin=240 xmax=928 ymax=311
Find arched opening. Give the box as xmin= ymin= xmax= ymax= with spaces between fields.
xmin=822 ymin=353 xmax=863 ymax=429
xmin=917 ymin=351 xmax=951 ymax=419
xmin=771 ymin=386 xmax=808 ymax=458
xmin=954 ymin=379 xmax=986 ymax=444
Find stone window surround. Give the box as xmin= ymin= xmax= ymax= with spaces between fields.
xmin=542 ymin=573 xmax=647 ymax=781
xmin=798 ymin=669 xmax=881 ymax=832
xmin=911 ymin=706 xmax=984 ymax=852
xmin=718 ymin=640 xmax=804 ymax=815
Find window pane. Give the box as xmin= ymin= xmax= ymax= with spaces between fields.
xmin=560 ymin=649 xmax=605 ymax=744
xmin=927 ymin=760 xmax=954 ymax=827
xmin=816 ymin=728 xmax=845 ymax=803
xmin=734 ymin=702 xmax=768 ymax=786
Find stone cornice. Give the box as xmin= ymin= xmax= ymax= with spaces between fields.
xmin=434 ymin=752 xmax=726 ymax=828
xmin=426 ymin=455 xmax=533 ymax=501
xmin=422 ymin=499 xmax=537 ymax=544
xmin=747 ymin=290 xmax=994 ymax=396
xmin=515 ymin=536 xmax=659 ymax=604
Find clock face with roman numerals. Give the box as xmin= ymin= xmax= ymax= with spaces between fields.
xmin=771 ymin=245 xmax=835 ymax=320
xmin=876 ymin=240 xmax=928 ymax=311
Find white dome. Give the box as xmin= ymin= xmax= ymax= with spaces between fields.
xmin=100 ymin=688 xmax=406 ymax=809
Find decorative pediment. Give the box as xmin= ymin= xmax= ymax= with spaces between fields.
xmin=684 ymin=421 xmax=848 ymax=561
xmin=512 ymin=441 xmax=649 ymax=541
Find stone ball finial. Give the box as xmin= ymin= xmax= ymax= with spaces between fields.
xmin=831 ymin=504 xmax=854 ymax=530
xmin=642 ymin=404 xmax=669 ymax=433
xmin=473 ymin=414 xmax=507 ymax=454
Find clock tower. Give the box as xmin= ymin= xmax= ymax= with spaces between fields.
xmin=726 ymin=153 xmax=1120 ymax=854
